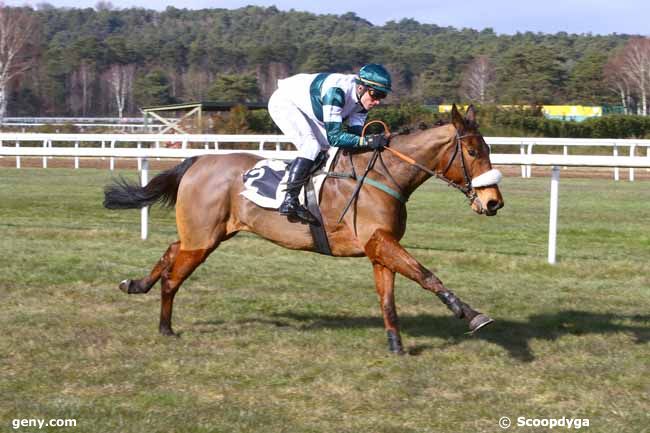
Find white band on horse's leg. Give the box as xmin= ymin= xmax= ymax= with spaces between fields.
xmin=471 ymin=169 xmax=502 ymax=188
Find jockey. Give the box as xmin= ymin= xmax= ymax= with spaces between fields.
xmin=268 ymin=63 xmax=392 ymax=224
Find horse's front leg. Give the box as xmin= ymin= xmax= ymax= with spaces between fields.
xmin=373 ymin=264 xmax=404 ymax=354
xmin=365 ymin=229 xmax=493 ymax=333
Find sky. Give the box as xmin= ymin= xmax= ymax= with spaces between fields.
xmin=4 ymin=0 xmax=650 ymax=36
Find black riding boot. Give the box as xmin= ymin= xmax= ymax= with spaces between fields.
xmin=279 ymin=157 xmax=318 ymax=224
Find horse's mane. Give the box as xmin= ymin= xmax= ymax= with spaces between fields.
xmin=395 ymin=119 xmax=449 ymax=136
xmin=395 ymin=118 xmax=479 ymax=136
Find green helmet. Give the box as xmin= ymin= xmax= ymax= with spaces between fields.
xmin=356 ymin=64 xmax=392 ymax=93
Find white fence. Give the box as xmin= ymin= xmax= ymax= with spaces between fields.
xmin=484 ymin=136 xmax=650 ymax=181
xmin=0 ymin=133 xmax=295 ymax=170
xmin=3 ymin=133 xmax=650 ymax=264
xmin=2 ymin=133 xmax=650 ymax=179
xmin=1 ymin=123 xmax=166 ymax=133
xmin=1 ymin=117 xmax=166 ymax=133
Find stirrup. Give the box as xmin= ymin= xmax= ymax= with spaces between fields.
xmin=279 ymin=200 xmax=318 ymax=224
xmin=293 ymin=207 xmax=318 ymax=224
xmin=278 ymin=196 xmax=299 ymax=215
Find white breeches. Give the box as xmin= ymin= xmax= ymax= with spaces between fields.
xmin=268 ymin=89 xmax=328 ymax=161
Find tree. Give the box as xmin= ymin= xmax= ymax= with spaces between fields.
xmin=496 ymin=44 xmax=564 ymax=104
xmin=619 ymin=38 xmax=650 ymax=115
xmin=69 ymin=61 xmax=95 ymax=116
xmin=460 ymin=55 xmax=495 ymax=104
xmin=417 ymin=55 xmax=464 ymax=104
xmin=0 ymin=5 xmax=638 ymax=114
xmin=103 ymin=63 xmax=134 ymax=117
xmin=566 ymin=50 xmax=612 ymax=105
xmin=604 ymin=52 xmax=634 ymax=114
xmin=181 ymin=66 xmax=212 ymax=101
xmin=207 ymin=74 xmax=260 ymax=103
xmin=134 ymin=69 xmax=174 ymax=107
xmin=0 ymin=4 xmax=36 ymax=118
xmin=255 ymin=61 xmax=290 ymax=99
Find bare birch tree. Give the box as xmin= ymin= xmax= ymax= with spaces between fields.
xmin=620 ymin=38 xmax=650 ymax=116
xmin=460 ymin=55 xmax=495 ymax=104
xmin=0 ymin=4 xmax=36 ymax=118
xmin=103 ymin=63 xmax=134 ymax=118
xmin=70 ymin=61 xmax=95 ymax=116
xmin=181 ymin=66 xmax=211 ymax=101
xmin=604 ymin=53 xmax=633 ymax=114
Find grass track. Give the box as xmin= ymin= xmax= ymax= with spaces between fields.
xmin=1 ymin=167 xmax=649 ymax=433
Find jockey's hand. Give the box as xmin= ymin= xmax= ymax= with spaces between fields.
xmin=365 ymin=134 xmax=389 ymax=150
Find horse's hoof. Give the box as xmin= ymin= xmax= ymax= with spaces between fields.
xmin=468 ymin=314 xmax=494 ymax=334
xmin=159 ymin=326 xmax=179 ymax=337
xmin=119 ymin=279 xmax=131 ymax=294
xmin=387 ymin=330 xmax=404 ymax=355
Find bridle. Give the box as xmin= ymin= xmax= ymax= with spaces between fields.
xmin=336 ymin=121 xmax=493 ymax=226
xmin=381 ymin=128 xmax=482 ymax=205
xmin=436 ymin=131 xmax=481 ymax=204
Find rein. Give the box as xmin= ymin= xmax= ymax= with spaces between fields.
xmin=385 ymin=133 xmax=479 ymax=204
xmin=334 ymin=120 xmax=482 ymax=227
xmin=371 ymin=121 xmax=480 ymax=204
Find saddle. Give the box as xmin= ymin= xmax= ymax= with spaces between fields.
xmin=241 ymin=150 xmax=337 ymax=255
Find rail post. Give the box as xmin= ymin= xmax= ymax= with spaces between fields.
xmin=613 ymin=143 xmax=619 ymax=181
xmin=137 ymin=142 xmax=142 ymax=170
xmin=110 ymin=140 xmax=115 ymax=171
xmin=548 ymin=166 xmax=560 ymax=264
xmin=629 ymin=144 xmax=636 ymax=182
xmin=42 ymin=139 xmax=47 ymax=168
xmin=140 ymin=158 xmax=149 ymax=240
xmin=526 ymin=143 xmax=534 ymax=178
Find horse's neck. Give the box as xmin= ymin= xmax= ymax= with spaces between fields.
xmin=385 ymin=125 xmax=455 ymax=194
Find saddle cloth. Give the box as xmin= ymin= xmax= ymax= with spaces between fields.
xmin=241 ymin=148 xmax=339 ymax=209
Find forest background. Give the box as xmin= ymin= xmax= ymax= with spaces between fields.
xmin=3 ymin=4 xmax=650 ymax=138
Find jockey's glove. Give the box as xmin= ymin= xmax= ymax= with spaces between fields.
xmin=365 ymin=134 xmax=389 ymax=150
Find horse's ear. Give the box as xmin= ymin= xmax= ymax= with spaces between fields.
xmin=466 ymin=104 xmax=477 ymax=124
xmin=451 ymin=103 xmax=464 ymax=131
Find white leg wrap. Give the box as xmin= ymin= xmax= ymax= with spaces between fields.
xmin=471 ymin=169 xmax=502 ymax=188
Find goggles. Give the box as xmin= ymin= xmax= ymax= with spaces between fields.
xmin=367 ymin=88 xmax=387 ymax=100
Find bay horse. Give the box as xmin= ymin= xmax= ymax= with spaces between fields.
xmin=104 ymin=104 xmax=504 ymax=354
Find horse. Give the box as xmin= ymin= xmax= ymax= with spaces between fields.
xmin=103 ymin=104 xmax=504 ymax=354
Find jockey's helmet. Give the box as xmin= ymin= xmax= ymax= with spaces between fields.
xmin=356 ymin=64 xmax=392 ymax=94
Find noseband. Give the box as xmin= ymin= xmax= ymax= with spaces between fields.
xmin=438 ymin=132 xmax=480 ymax=204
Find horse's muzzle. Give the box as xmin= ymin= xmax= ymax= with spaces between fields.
xmin=472 ymin=190 xmax=504 ymax=216
xmin=485 ymin=198 xmax=504 ymax=216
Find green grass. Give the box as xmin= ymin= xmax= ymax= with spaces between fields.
xmin=1 ymin=168 xmax=648 ymax=433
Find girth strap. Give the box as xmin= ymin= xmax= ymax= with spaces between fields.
xmin=304 ymin=178 xmax=332 ymax=255
xmin=359 ymin=177 xmax=407 ymax=204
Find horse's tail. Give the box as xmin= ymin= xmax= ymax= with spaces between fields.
xmin=103 ymin=156 xmax=199 ymax=210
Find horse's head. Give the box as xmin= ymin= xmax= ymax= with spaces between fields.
xmin=438 ymin=104 xmax=504 ymax=216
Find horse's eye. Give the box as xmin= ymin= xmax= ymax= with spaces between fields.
xmin=468 ymin=148 xmax=478 ymax=157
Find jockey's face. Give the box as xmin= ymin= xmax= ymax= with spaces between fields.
xmin=357 ymin=85 xmax=384 ymax=111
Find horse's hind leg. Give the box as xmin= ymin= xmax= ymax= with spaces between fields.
xmin=158 ymin=244 xmax=220 ymax=336
xmin=119 ymin=241 xmax=180 ymax=294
